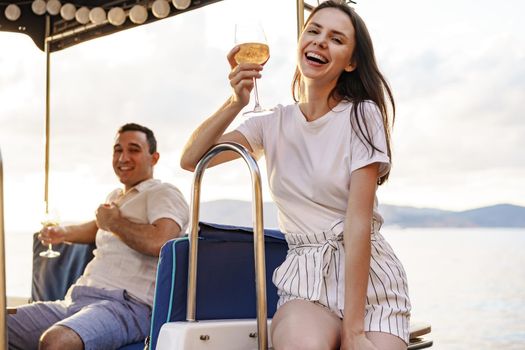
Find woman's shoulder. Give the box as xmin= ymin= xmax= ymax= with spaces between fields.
xmin=353 ymin=99 xmax=383 ymax=125
xmin=362 ymin=99 xmax=381 ymax=112
xmin=333 ymin=99 xmax=378 ymax=115
xmin=349 ymin=99 xmax=379 ymax=112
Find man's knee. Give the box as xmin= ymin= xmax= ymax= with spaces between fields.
xmin=39 ymin=325 xmax=84 ymax=350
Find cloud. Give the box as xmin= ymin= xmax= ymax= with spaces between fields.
xmin=390 ymin=32 xmax=525 ymax=172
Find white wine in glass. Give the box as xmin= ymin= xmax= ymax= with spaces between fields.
xmin=40 ymin=210 xmax=61 ymax=258
xmin=234 ymin=42 xmax=270 ymax=65
xmin=234 ymin=23 xmax=272 ymax=117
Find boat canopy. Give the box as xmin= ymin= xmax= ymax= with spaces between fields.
xmin=0 ymin=0 xmax=223 ymax=52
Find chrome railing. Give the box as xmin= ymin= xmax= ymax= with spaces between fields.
xmin=186 ymin=142 xmax=268 ymax=350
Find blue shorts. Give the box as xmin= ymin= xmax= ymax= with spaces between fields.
xmin=8 ymin=285 xmax=151 ymax=350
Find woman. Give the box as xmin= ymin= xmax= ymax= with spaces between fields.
xmin=180 ymin=1 xmax=410 ymax=349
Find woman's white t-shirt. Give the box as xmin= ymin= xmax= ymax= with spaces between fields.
xmin=236 ymin=100 xmax=390 ymax=235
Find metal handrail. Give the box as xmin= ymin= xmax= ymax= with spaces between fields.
xmin=185 ymin=142 xmax=268 ymax=350
xmin=0 ymin=149 xmax=7 ymax=350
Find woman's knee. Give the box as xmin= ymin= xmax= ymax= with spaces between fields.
xmin=39 ymin=325 xmax=84 ymax=350
xmin=366 ymin=331 xmax=407 ymax=350
xmin=275 ymin=333 xmax=335 ymax=350
xmin=271 ymin=300 xmax=341 ymax=350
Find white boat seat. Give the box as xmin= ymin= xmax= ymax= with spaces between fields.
xmin=408 ymin=321 xmax=433 ymax=349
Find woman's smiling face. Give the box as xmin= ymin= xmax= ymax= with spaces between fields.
xmin=298 ymin=7 xmax=357 ymax=86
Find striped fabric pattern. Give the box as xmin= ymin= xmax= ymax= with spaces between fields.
xmin=272 ymin=220 xmax=411 ymax=343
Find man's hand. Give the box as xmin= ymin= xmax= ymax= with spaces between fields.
xmin=95 ymin=203 xmax=121 ymax=232
xmin=38 ymin=225 xmax=67 ymax=246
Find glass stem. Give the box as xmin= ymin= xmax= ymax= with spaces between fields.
xmin=252 ymin=77 xmax=262 ymax=112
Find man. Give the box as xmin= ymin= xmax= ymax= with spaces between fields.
xmin=8 ymin=123 xmax=189 ymax=350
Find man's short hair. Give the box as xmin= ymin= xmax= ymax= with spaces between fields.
xmin=118 ymin=123 xmax=157 ymax=154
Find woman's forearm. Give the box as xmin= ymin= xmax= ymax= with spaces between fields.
xmin=180 ymin=96 xmax=244 ymax=171
xmin=342 ymin=221 xmax=372 ymax=333
xmin=342 ymin=164 xmax=379 ymax=337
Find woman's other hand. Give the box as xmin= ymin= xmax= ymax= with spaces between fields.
xmin=340 ymin=332 xmax=378 ymax=350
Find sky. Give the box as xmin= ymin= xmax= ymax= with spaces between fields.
xmin=1 ymin=0 xmax=524 ymax=233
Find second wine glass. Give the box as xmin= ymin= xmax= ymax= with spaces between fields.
xmin=234 ymin=22 xmax=272 ymax=117
xmin=39 ymin=209 xmax=61 ymax=258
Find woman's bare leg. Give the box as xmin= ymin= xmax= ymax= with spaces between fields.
xmin=271 ymin=299 xmax=341 ymax=350
xmin=366 ymin=331 xmax=407 ymax=350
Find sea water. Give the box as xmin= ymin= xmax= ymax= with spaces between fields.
xmin=384 ymin=227 xmax=525 ymax=350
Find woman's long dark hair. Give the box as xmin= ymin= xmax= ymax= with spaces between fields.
xmin=292 ymin=0 xmax=395 ymax=185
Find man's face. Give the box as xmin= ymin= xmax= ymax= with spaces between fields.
xmin=112 ymin=130 xmax=159 ymax=191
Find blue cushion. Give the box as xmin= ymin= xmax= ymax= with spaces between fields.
xmin=149 ymin=222 xmax=287 ymax=350
xmin=32 ymin=232 xmax=96 ymax=301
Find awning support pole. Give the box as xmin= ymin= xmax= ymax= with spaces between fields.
xmin=296 ymin=0 xmax=305 ymax=39
xmin=44 ymin=15 xmax=51 ymax=213
xmin=0 ymin=149 xmax=7 ymax=350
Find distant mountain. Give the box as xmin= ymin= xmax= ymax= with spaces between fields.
xmin=200 ymin=200 xmax=525 ymax=228
xmin=380 ymin=203 xmax=525 ymax=228
xmin=200 ymin=200 xmax=280 ymax=228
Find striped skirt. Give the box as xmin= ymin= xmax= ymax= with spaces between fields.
xmin=272 ymin=220 xmax=411 ymax=343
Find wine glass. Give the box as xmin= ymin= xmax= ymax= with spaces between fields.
xmin=39 ymin=209 xmax=61 ymax=258
xmin=234 ymin=22 xmax=272 ymax=117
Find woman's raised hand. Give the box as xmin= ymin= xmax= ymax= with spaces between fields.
xmin=227 ymin=45 xmax=263 ymax=108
